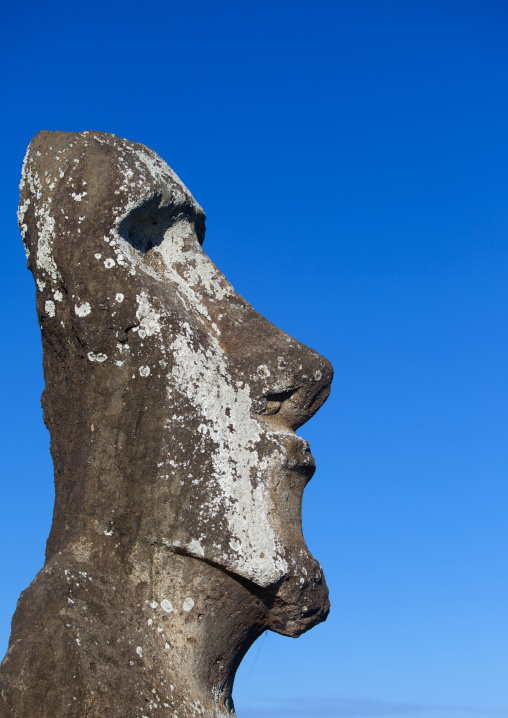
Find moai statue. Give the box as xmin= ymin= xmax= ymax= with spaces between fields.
xmin=0 ymin=131 xmax=333 ymax=718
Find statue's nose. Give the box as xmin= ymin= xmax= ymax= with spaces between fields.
xmin=218 ymin=309 xmax=333 ymax=431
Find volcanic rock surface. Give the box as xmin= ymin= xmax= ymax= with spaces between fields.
xmin=0 ymin=131 xmax=333 ymax=718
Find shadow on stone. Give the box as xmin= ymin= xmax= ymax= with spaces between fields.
xmin=119 ymin=194 xmax=206 ymax=251
xmin=118 ymin=195 xmax=178 ymax=253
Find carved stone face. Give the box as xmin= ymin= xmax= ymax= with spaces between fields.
xmin=19 ymin=131 xmax=333 ymax=636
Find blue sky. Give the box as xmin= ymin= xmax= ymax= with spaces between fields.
xmin=1 ymin=1 xmax=507 ymax=716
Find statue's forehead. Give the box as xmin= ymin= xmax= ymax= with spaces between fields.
xmin=23 ymin=130 xmax=205 ymax=232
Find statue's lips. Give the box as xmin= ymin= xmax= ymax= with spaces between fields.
xmin=283 ymin=435 xmax=316 ymax=482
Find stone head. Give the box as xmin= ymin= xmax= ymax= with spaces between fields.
xmin=18 ymin=131 xmax=333 ymax=637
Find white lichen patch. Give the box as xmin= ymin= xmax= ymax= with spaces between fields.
xmin=115 ymin=293 xmax=124 ymax=303
xmin=19 ymin=153 xmax=61 ymax=279
xmin=53 ymin=290 xmax=63 ymax=302
xmin=37 ymin=210 xmax=58 ymax=279
xmin=136 ymin=292 xmax=161 ymax=338
xmin=166 ymin=322 xmax=289 ymax=587
xmin=139 ymin=366 xmax=150 ymax=377
xmin=182 ymin=598 xmax=194 ymax=612
xmin=257 ymin=364 xmax=271 ymax=378
xmin=87 ymin=352 xmax=108 ymax=363
xmin=75 ymin=302 xmax=91 ymax=317
xmin=149 ymin=220 xmax=235 ymax=319
xmin=45 ymin=300 xmax=56 ymax=317
xmin=186 ymin=538 xmax=205 ymax=557
xmin=160 ymin=599 xmax=173 ymax=613
xmin=17 ymin=197 xmax=30 ymax=226
xmin=104 ymin=258 xmax=115 ymax=269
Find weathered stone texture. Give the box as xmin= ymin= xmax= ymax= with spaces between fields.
xmin=0 ymin=131 xmax=333 ymax=717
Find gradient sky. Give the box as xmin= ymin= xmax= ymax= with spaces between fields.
xmin=1 ymin=2 xmax=507 ymax=717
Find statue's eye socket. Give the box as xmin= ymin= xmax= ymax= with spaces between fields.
xmin=118 ymin=196 xmax=184 ymax=254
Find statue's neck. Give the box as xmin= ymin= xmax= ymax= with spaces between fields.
xmin=59 ymin=539 xmax=269 ymax=717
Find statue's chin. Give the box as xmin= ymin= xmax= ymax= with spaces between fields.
xmin=266 ymin=589 xmax=331 ymax=637
xmin=177 ymin=547 xmax=330 ymax=637
xmin=263 ymin=572 xmax=330 ymax=637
